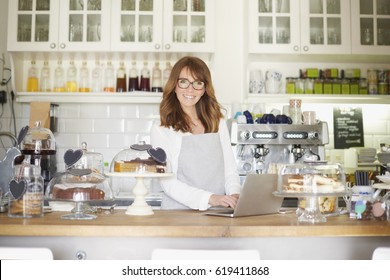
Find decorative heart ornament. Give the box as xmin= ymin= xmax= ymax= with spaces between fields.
xmin=147 ymin=147 xmax=167 ymax=164
xmin=64 ymin=149 xmax=83 ymax=167
xmin=9 ymin=179 xmax=27 ymax=200
xmin=131 ymin=143 xmax=152 ymax=151
xmin=17 ymin=125 xmax=29 ymax=146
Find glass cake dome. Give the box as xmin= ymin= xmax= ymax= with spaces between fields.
xmin=109 ymin=141 xmax=170 ymax=174
xmin=21 ymin=121 xmax=56 ymax=155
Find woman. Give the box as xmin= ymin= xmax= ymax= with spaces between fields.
xmin=150 ymin=56 xmax=242 ymax=210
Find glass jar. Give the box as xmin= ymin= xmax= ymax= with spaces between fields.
xmin=27 ymin=60 xmax=39 ymax=92
xmin=285 ymin=77 xmax=296 ymax=94
xmin=8 ymin=163 xmax=44 ymax=218
xmin=40 ymin=61 xmax=51 ymax=92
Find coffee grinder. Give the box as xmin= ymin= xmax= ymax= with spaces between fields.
xmin=20 ymin=121 xmax=57 ymax=190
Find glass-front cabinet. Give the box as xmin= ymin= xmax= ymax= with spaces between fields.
xmin=7 ymin=0 xmax=111 ymax=51
xmin=351 ymin=0 xmax=390 ymax=54
xmin=111 ymin=0 xmax=214 ymax=52
xmin=249 ymin=0 xmax=350 ymax=54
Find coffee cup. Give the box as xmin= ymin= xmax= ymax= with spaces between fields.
xmin=302 ymin=111 xmax=316 ymax=125
xmin=275 ymin=114 xmax=292 ymax=124
xmin=259 ymin=114 xmax=276 ymax=124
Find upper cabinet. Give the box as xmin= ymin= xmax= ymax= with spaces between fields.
xmin=7 ymin=0 xmax=214 ymax=53
xmin=249 ymin=0 xmax=351 ymax=54
xmin=351 ymin=0 xmax=390 ymax=55
xmin=111 ymin=0 xmax=214 ymax=53
xmin=7 ymin=0 xmax=111 ymax=52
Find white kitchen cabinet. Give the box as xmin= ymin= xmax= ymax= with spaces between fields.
xmin=249 ymin=0 xmax=351 ymax=54
xmin=351 ymin=0 xmax=390 ymax=55
xmin=7 ymin=0 xmax=111 ymax=52
xmin=110 ymin=0 xmax=214 ymax=53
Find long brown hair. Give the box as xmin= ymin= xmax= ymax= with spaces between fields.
xmin=159 ymin=56 xmax=224 ymax=133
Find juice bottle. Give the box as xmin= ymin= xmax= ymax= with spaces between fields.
xmin=128 ymin=61 xmax=139 ymax=92
xmin=66 ymin=61 xmax=78 ymax=92
xmin=91 ymin=60 xmax=103 ymax=92
xmin=79 ymin=61 xmax=90 ymax=92
xmin=151 ymin=61 xmax=163 ymax=92
xmin=27 ymin=60 xmax=39 ymax=92
xmin=163 ymin=61 xmax=172 ymax=87
xmin=140 ymin=61 xmax=150 ymax=92
xmin=103 ymin=61 xmax=115 ymax=92
xmin=53 ymin=60 xmax=65 ymax=92
xmin=116 ymin=62 xmax=127 ymax=92
xmin=40 ymin=61 xmax=51 ymax=92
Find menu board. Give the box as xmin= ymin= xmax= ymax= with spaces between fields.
xmin=333 ymin=107 xmax=364 ymax=149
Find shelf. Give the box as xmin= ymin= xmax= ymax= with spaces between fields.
xmin=15 ymin=92 xmax=163 ymax=104
xmin=246 ymin=94 xmax=390 ymax=105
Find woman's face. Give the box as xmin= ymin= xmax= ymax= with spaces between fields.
xmin=175 ymin=67 xmax=205 ymax=110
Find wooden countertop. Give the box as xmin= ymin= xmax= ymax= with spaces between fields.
xmin=1 ymin=210 xmax=389 ymax=238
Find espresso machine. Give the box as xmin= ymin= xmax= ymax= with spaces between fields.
xmin=231 ymin=122 xmax=329 ymax=175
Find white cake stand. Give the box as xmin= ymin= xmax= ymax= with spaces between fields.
xmin=106 ymin=172 xmax=172 ymax=216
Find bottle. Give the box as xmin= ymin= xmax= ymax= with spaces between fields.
xmin=103 ymin=61 xmax=115 ymax=92
xmin=53 ymin=60 xmax=65 ymax=92
xmin=79 ymin=61 xmax=90 ymax=92
xmin=40 ymin=61 xmax=51 ymax=92
xmin=151 ymin=61 xmax=163 ymax=92
xmin=116 ymin=62 xmax=127 ymax=92
xmin=91 ymin=60 xmax=103 ymax=92
xmin=140 ymin=61 xmax=150 ymax=92
xmin=163 ymin=61 xmax=172 ymax=87
xmin=128 ymin=61 xmax=139 ymax=91
xmin=27 ymin=60 xmax=39 ymax=92
xmin=66 ymin=61 xmax=78 ymax=92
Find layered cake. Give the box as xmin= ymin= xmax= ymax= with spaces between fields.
xmin=283 ymin=174 xmax=344 ymax=193
xmin=114 ymin=157 xmax=166 ymax=173
xmin=52 ymin=184 xmax=105 ymax=201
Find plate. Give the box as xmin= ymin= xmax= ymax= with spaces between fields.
xmin=372 ymin=183 xmax=390 ymax=190
xmin=376 ymin=175 xmax=390 ymax=184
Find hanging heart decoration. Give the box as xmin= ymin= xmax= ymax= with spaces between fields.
xmin=131 ymin=143 xmax=152 ymax=151
xmin=64 ymin=149 xmax=83 ymax=167
xmin=9 ymin=179 xmax=27 ymax=200
xmin=68 ymin=168 xmax=92 ymax=176
xmin=147 ymin=147 xmax=167 ymax=164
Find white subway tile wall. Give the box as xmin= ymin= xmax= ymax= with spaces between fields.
xmin=2 ymin=102 xmax=390 ymax=172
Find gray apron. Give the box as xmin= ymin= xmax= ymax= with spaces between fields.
xmin=161 ymin=133 xmax=225 ymax=209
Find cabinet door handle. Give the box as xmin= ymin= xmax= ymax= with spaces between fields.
xmin=50 ymin=43 xmax=56 ymax=49
xmin=303 ymin=46 xmax=309 ymax=52
xmin=154 ymin=44 xmax=161 ymax=49
xmin=164 ymin=44 xmax=171 ymax=50
xmin=60 ymin=43 xmax=66 ymax=49
xmin=293 ymin=45 xmax=299 ymax=52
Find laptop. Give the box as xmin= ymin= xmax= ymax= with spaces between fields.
xmin=206 ymin=174 xmax=283 ymax=218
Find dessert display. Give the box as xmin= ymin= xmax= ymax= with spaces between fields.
xmin=275 ymin=163 xmax=347 ymax=223
xmin=279 ymin=163 xmax=346 ymax=194
xmin=110 ymin=142 xmax=169 ymax=174
xmin=45 ymin=147 xmax=113 ymax=220
xmin=107 ymin=142 xmax=171 ymax=216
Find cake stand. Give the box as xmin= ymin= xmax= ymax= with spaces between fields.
xmin=106 ymin=172 xmax=172 ymax=216
xmin=273 ymin=191 xmax=349 ymax=223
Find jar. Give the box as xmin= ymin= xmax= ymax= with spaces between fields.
xmin=314 ymin=78 xmax=323 ymax=94
xmin=359 ymin=78 xmax=367 ymax=95
xmin=304 ymin=79 xmax=314 ymax=94
xmin=285 ymin=77 xmax=296 ymax=94
xmin=8 ymin=163 xmax=44 ymax=218
xmin=341 ymin=79 xmax=350 ymax=94
xmin=323 ymin=79 xmax=332 ymax=94
xmin=295 ymin=78 xmax=305 ymax=94
xmin=350 ymin=79 xmax=359 ymax=95
xmin=378 ymin=82 xmax=388 ymax=95
xmin=332 ymin=78 xmax=341 ymax=94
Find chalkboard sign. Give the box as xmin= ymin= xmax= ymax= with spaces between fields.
xmin=333 ymin=107 xmax=364 ymax=149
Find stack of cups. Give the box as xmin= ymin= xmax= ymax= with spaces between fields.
xmin=289 ymin=99 xmax=302 ymax=124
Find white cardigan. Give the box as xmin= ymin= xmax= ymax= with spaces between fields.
xmin=150 ymin=119 xmax=242 ymax=210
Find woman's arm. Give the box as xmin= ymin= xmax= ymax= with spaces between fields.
xmin=219 ymin=119 xmax=242 ymax=195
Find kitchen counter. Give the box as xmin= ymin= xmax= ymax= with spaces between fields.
xmin=0 ymin=210 xmax=389 ymax=238
xmin=1 ymin=210 xmax=389 ymax=260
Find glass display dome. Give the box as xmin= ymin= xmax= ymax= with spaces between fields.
xmin=73 ymin=142 xmax=104 ymax=174
xmin=21 ymin=121 xmax=56 ymax=155
xmin=110 ymin=141 xmax=170 ymax=174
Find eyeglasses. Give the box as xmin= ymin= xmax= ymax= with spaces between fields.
xmin=177 ymin=78 xmax=205 ymax=90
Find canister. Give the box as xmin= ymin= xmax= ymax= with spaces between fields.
xmin=350 ymin=79 xmax=359 ymax=95
xmin=378 ymin=82 xmax=388 ymax=95
xmin=8 ymin=163 xmax=44 ymax=218
xmin=314 ymin=79 xmax=323 ymax=94
xmin=285 ymin=77 xmax=296 ymax=94
xmin=367 ymin=69 xmax=378 ymax=84
xmin=359 ymin=78 xmax=367 ymax=95
xmin=295 ymin=78 xmax=305 ymax=94
xmin=377 ymin=70 xmax=387 ymax=83
xmin=341 ymin=79 xmax=350 ymax=94
xmin=304 ymin=79 xmax=314 ymax=94
xmin=323 ymin=79 xmax=332 ymax=94
xmin=332 ymin=78 xmax=341 ymax=94
xmin=368 ymin=83 xmax=378 ymax=95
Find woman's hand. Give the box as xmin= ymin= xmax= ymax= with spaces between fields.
xmin=209 ymin=194 xmax=240 ymax=209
